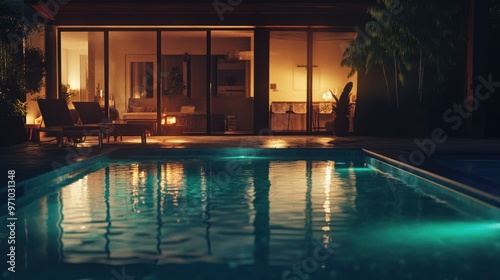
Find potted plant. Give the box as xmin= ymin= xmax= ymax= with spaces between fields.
xmin=332 ymin=82 xmax=354 ymax=137
xmin=60 ymin=84 xmax=78 ymax=104
xmin=0 ymin=1 xmax=45 ymax=146
xmin=166 ymin=66 xmax=186 ymax=95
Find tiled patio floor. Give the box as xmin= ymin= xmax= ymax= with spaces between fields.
xmin=1 ymin=135 xmax=499 ymax=200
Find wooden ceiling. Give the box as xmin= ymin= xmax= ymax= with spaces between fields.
xmin=25 ymin=1 xmax=372 ymax=28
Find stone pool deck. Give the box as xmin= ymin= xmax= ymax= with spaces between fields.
xmin=1 ymin=135 xmax=499 ymax=200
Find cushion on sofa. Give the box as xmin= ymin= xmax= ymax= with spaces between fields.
xmin=128 ymin=98 xmax=157 ymax=112
xmin=181 ymin=105 xmax=195 ymax=113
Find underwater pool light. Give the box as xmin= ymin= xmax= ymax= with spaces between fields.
xmin=371 ymin=221 xmax=500 ymax=245
xmin=218 ymin=155 xmax=266 ymax=161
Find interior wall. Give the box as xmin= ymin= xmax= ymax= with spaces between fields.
xmin=190 ymin=55 xmax=207 ymax=100
xmin=269 ymin=32 xmax=358 ymax=103
xmin=60 ymin=32 xmax=89 ymax=91
xmin=62 ymin=48 xmax=87 ymax=90
xmin=88 ymin=32 xmax=104 ymax=103
xmin=312 ymin=37 xmax=358 ymax=101
xmin=79 ymin=54 xmax=88 ymax=102
xmin=212 ymin=37 xmax=251 ymax=54
xmin=269 ymin=32 xmax=307 ymax=102
xmin=161 ymin=33 xmax=206 ymax=55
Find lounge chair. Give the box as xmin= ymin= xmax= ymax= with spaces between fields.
xmin=37 ymin=99 xmax=104 ymax=148
xmin=73 ymin=101 xmax=149 ymax=144
xmin=72 ymin=101 xmax=110 ymax=125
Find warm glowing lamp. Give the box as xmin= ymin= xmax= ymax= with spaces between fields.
xmin=319 ymin=90 xmax=334 ymax=114
xmin=167 ymin=116 xmax=177 ymax=125
xmin=162 ymin=114 xmax=177 ymax=125
xmin=322 ymin=90 xmax=333 ymax=101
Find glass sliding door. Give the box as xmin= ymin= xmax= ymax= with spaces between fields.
xmin=312 ymin=32 xmax=357 ymax=134
xmin=269 ymin=31 xmax=307 ymax=132
xmin=211 ymin=30 xmax=254 ymax=134
xmin=161 ymin=31 xmax=207 ymax=135
xmin=60 ymin=32 xmax=104 ymax=109
xmin=108 ymin=31 xmax=157 ymax=129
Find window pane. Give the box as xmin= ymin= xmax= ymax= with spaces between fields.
xmin=60 ymin=32 xmax=104 ymax=108
xmin=109 ymin=31 xmax=157 ymax=130
xmin=161 ymin=31 xmax=207 ymax=134
xmin=269 ymin=31 xmax=307 ymax=132
xmin=312 ymin=32 xmax=357 ymax=133
xmin=211 ymin=30 xmax=254 ymax=134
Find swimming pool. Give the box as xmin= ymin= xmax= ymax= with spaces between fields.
xmin=434 ymin=157 xmax=500 ymax=184
xmin=423 ymin=155 xmax=500 ymax=201
xmin=3 ymin=148 xmax=500 ymax=280
xmin=436 ymin=158 xmax=500 ymax=181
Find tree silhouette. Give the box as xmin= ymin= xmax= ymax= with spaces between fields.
xmin=0 ymin=0 xmax=45 ymax=117
xmin=341 ymin=0 xmax=461 ymax=108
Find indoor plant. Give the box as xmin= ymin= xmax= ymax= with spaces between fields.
xmin=166 ymin=66 xmax=186 ymax=95
xmin=332 ymin=82 xmax=354 ymax=137
xmin=60 ymin=84 xmax=77 ymax=104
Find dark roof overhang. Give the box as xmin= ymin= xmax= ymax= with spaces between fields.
xmin=24 ymin=0 xmax=372 ymax=28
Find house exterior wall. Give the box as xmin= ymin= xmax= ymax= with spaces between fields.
xmin=26 ymin=1 xmax=370 ymax=134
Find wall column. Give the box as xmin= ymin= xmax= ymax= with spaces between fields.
xmin=253 ymin=28 xmax=270 ymax=135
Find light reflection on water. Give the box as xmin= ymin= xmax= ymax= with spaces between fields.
xmin=10 ymin=158 xmax=500 ymax=279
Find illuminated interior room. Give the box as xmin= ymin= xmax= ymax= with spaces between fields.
xmin=24 ymin=0 xmax=373 ymax=136
xmin=58 ymin=28 xmax=357 ymax=134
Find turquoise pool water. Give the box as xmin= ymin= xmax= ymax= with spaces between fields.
xmin=3 ymin=151 xmax=500 ymax=280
